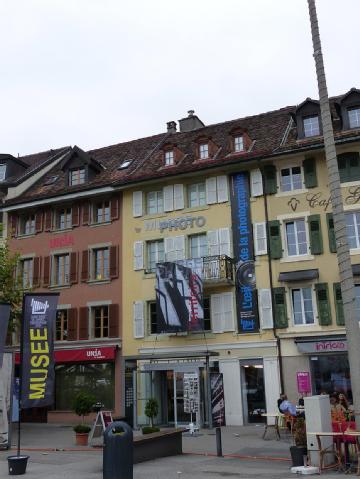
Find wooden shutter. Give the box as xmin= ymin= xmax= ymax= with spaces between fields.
xmin=210 ymin=294 xmax=223 ymax=333
xmin=43 ymin=256 xmax=50 ymax=287
xmin=79 ymin=307 xmax=89 ymax=340
xmin=267 ymin=220 xmax=282 ymax=259
xmin=9 ymin=215 xmax=17 ymax=237
xmin=207 ymin=230 xmax=219 ymax=256
xmin=110 ymin=197 xmax=119 ymax=221
xmin=163 ymin=185 xmax=174 ymax=212
xmin=254 ymin=222 xmax=267 ymax=256
xmin=333 ymin=283 xmax=345 ymax=326
xmin=250 ymin=169 xmax=263 ymax=197
xmin=67 ymin=308 xmax=78 ymax=341
xmin=133 ymin=241 xmax=144 ymax=270
xmin=70 ymin=252 xmax=78 ymax=284
xmin=82 ymin=202 xmax=90 ymax=225
xmin=216 ymin=176 xmax=229 ymax=203
xmin=72 ymin=205 xmax=80 ymax=227
xmin=205 ymin=177 xmax=217 ymax=204
xmin=32 ymin=257 xmax=41 ymax=288
xmin=258 ymin=289 xmax=273 ymax=329
xmin=326 ymin=213 xmax=337 ymax=253
xmin=44 ymin=209 xmax=52 ymax=231
xmin=315 ymin=283 xmax=332 ymax=326
xmin=109 ymin=245 xmax=119 ymax=279
xmin=35 ymin=212 xmax=43 ymax=233
xmin=175 ymin=236 xmax=185 ymax=260
xmin=81 ymin=250 xmax=89 ymax=282
xmin=349 ymin=153 xmax=360 ymax=181
xmin=132 ymin=191 xmax=143 ymax=217
xmin=222 ymin=292 xmax=234 ymax=331
xmin=174 ymin=184 xmax=184 ymax=210
xmin=133 ymin=301 xmax=145 ymax=338
xmin=303 ymin=158 xmax=317 ymax=188
xmin=273 ymin=287 xmax=288 ymax=329
xmin=109 ymin=304 xmax=119 ymax=338
xmin=308 ymin=214 xmax=323 ymax=255
xmin=263 ymin=165 xmax=277 ymax=194
xmin=164 ymin=237 xmax=176 ymax=262
xmin=338 ymin=156 xmax=348 ymax=183
xmin=219 ymin=228 xmax=231 ymax=256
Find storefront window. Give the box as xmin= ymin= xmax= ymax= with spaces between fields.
xmin=311 ymin=354 xmax=352 ymax=402
xmin=55 ymin=362 xmax=114 ymax=410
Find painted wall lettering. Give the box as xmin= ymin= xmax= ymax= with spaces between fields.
xmin=49 ymin=234 xmax=75 ymax=249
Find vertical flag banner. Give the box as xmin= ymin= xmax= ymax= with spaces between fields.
xmin=230 ymin=173 xmax=259 ymax=332
xmin=210 ymin=373 xmax=226 ymax=426
xmin=21 ymin=294 xmax=59 ymax=409
xmin=0 ymin=304 xmax=11 ymax=368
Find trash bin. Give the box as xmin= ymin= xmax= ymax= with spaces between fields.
xmin=7 ymin=455 xmax=29 ymax=475
xmin=103 ymin=421 xmax=133 ymax=479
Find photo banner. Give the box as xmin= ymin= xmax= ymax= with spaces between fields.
xmin=21 ymin=293 xmax=59 ymax=409
xmin=156 ymin=262 xmax=203 ymax=333
xmin=230 ymin=173 xmax=259 ymax=333
xmin=0 ymin=303 xmax=11 ymax=368
xmin=210 ymin=373 xmax=226 ymax=427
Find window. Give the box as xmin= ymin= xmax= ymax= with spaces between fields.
xmin=285 ymin=219 xmax=308 ymax=256
xmin=147 ymin=240 xmax=164 ymax=272
xmin=148 ymin=301 xmax=157 ymax=335
xmin=203 ymin=297 xmax=211 ymax=331
xmin=92 ymin=305 xmax=109 ymax=338
xmin=146 ymin=191 xmax=163 ymax=215
xmin=303 ymin=115 xmax=320 ymax=137
xmin=165 ymin=150 xmax=174 ymax=166
xmin=199 ymin=143 xmax=209 ymax=159
xmin=355 ymin=285 xmax=360 ymax=321
xmin=119 ymin=159 xmax=132 ymax=169
xmin=19 ymin=214 xmax=35 ymax=235
xmin=56 ymin=310 xmax=68 ymax=341
xmin=349 ymin=108 xmax=360 ymax=129
xmin=292 ymin=287 xmax=315 ymax=325
xmin=53 ymin=254 xmax=70 ymax=286
xmin=94 ymin=200 xmax=110 ymax=223
xmin=188 ymin=182 xmax=206 ymax=208
xmin=0 ymin=164 xmax=6 ymax=181
xmin=19 ymin=258 xmax=33 ymax=289
xmin=234 ymin=136 xmax=244 ymax=152
xmin=338 ymin=153 xmax=360 ymax=183
xmin=280 ymin=166 xmax=302 ymax=192
xmin=92 ymin=247 xmax=110 ymax=280
xmin=56 ymin=207 xmax=72 ymax=230
xmin=69 ymin=167 xmax=85 ymax=186
xmin=190 ymin=234 xmax=207 ymax=258
xmin=345 ymin=211 xmax=360 ymax=249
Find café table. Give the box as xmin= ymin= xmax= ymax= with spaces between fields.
xmin=261 ymin=413 xmax=282 ymax=440
xmin=307 ymin=432 xmax=343 ymax=472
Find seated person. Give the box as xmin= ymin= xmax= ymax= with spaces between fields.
xmin=279 ymin=395 xmax=297 ymax=417
xmin=277 ymin=394 xmax=285 ymax=413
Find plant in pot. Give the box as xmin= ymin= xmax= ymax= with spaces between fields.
xmin=142 ymin=398 xmax=160 ymax=434
xmin=290 ymin=417 xmax=308 ymax=467
xmin=73 ymin=391 xmax=96 ymax=446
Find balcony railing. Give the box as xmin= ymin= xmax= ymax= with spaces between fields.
xmin=202 ymin=255 xmax=234 ymax=282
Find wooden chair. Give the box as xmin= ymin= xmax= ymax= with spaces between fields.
xmin=315 ymin=434 xmax=342 ymax=473
xmin=262 ymin=414 xmax=281 ymax=440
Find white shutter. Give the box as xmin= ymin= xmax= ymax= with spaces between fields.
xmin=222 ymin=292 xmax=235 ymax=332
xmin=164 ymin=237 xmax=176 ymax=262
xmin=250 ymin=169 xmax=263 ymax=197
xmin=133 ymin=301 xmax=145 ymax=338
xmin=254 ymin=222 xmax=267 ymax=256
xmin=216 ymin=176 xmax=229 ymax=203
xmin=206 ymin=177 xmax=217 ymax=204
xmin=163 ymin=185 xmax=174 ymax=212
xmin=175 ymin=235 xmax=185 ymax=260
xmin=219 ymin=228 xmax=231 ymax=256
xmin=207 ymin=230 xmax=219 ymax=256
xmin=211 ymin=294 xmax=223 ymax=333
xmin=133 ymin=241 xmax=144 ymax=270
xmin=132 ymin=191 xmax=143 ymax=217
xmin=174 ymin=184 xmax=184 ymax=210
xmin=258 ymin=289 xmax=273 ymax=329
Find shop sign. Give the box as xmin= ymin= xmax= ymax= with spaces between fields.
xmin=49 ymin=233 xmax=75 ymax=249
xmin=15 ymin=346 xmax=116 ymax=365
xmin=296 ymin=339 xmax=347 ymax=354
xmin=144 ymin=215 xmax=206 ymax=233
xmin=296 ymin=371 xmax=311 ymax=394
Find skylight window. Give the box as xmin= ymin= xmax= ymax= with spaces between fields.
xmin=119 ymin=160 xmax=132 ymax=169
xmin=44 ymin=175 xmax=59 ymax=186
xmin=0 ymin=164 xmax=6 ymax=181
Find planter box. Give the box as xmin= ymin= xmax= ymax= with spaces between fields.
xmin=133 ymin=428 xmax=183 ymax=464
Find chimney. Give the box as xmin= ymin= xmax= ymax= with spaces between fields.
xmin=167 ymin=121 xmax=177 ymax=134
xmin=179 ymin=110 xmax=205 ymax=132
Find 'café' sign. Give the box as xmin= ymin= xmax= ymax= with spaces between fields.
xmin=144 ymin=215 xmax=206 ymax=233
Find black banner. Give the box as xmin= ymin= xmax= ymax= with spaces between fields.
xmin=0 ymin=303 xmax=10 ymax=368
xmin=230 ymin=173 xmax=259 ymax=332
xmin=210 ymin=373 xmax=226 ymax=427
xmin=21 ymin=293 xmax=59 ymax=409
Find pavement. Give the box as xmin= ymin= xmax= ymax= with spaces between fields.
xmin=0 ymin=423 xmax=356 ymax=478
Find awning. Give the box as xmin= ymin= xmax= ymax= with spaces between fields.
xmin=278 ymin=269 xmax=319 ymax=282
xmin=15 ymin=346 xmax=117 ymax=365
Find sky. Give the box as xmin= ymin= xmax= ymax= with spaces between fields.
xmin=0 ymin=0 xmax=359 ymax=156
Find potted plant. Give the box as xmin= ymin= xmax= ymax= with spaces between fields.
xmin=290 ymin=417 xmax=308 ymax=467
xmin=142 ymin=398 xmax=160 ymax=434
xmin=72 ymin=391 xmax=96 ymax=446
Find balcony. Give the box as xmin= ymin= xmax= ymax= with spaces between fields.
xmin=202 ymin=255 xmax=234 ymax=284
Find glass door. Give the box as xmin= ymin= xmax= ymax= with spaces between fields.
xmin=165 ymin=370 xmax=195 ymax=426
xmin=240 ymin=360 xmax=266 ymax=423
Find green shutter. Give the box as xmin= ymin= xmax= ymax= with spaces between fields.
xmin=315 ymin=283 xmax=332 ymax=326
xmin=263 ymin=165 xmax=277 ymax=194
xmin=303 ymin=158 xmax=317 ymax=188
xmin=268 ymin=220 xmax=282 ymax=259
xmin=333 ymin=283 xmax=345 ymax=326
xmin=308 ymin=214 xmax=323 ymax=255
xmin=273 ymin=287 xmax=288 ymax=329
xmin=338 ymin=156 xmax=349 ymax=183
xmin=349 ymin=154 xmax=360 ymax=182
xmin=326 ymin=213 xmax=336 ymax=253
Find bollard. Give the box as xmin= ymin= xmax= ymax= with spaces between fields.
xmin=216 ymin=427 xmax=223 ymax=457
xmin=103 ymin=421 xmax=133 ymax=479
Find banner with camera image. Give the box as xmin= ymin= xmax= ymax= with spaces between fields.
xmin=156 ymin=261 xmax=203 ymax=333
xmin=230 ymin=173 xmax=259 ymax=332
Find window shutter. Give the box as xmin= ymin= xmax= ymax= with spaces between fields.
xmin=164 ymin=237 xmax=176 ymax=262
xmin=333 ymin=283 xmax=345 ymax=326
xmin=250 ymin=169 xmax=263 ymax=197
xmin=70 ymin=252 xmax=78 ymax=284
xmin=43 ymin=256 xmax=50 ymax=287
xmin=174 ymin=184 xmax=184 ymax=210
xmin=207 ymin=230 xmax=220 ymax=256
xmin=303 ymin=158 xmax=317 ymax=188
xmin=81 ymin=250 xmax=89 ymax=282
xmin=338 ymin=156 xmax=348 ymax=183
xmin=132 ymin=191 xmax=143 ymax=217
xmin=109 ymin=245 xmax=119 ymax=279
xmin=254 ymin=222 xmax=267 ymax=256
xmin=222 ymin=292 xmax=235 ymax=332
xmin=109 ymin=304 xmax=119 ymax=338
xmin=133 ymin=241 xmax=144 ymax=270
xmin=163 ymin=185 xmax=174 ymax=212
xmin=206 ymin=177 xmax=217 ymax=204
xmin=267 ymin=220 xmax=282 ymax=259
xmin=308 ymin=214 xmax=323 ymax=255
xmin=32 ymin=257 xmax=41 ymax=288
xmin=35 ymin=212 xmax=43 ymax=233
xmin=67 ymin=308 xmax=78 ymax=341
xmin=263 ymin=165 xmax=277 ymax=194
xmin=349 ymin=154 xmax=360 ymax=181
xmin=219 ymin=228 xmax=231 ymax=256
xmin=210 ymin=294 xmax=223 ymax=333
xmin=110 ymin=197 xmax=119 ymax=221
xmin=133 ymin=301 xmax=145 ymax=338
xmin=72 ymin=205 xmax=80 ymax=227
xmin=82 ymin=202 xmax=90 ymax=225
xmin=175 ymin=235 xmax=185 ymax=260
xmin=273 ymin=287 xmax=288 ymax=329
xmin=326 ymin=213 xmax=336 ymax=253
xmin=79 ymin=307 xmax=89 ymax=340
xmin=9 ymin=215 xmax=17 ymax=237
xmin=44 ymin=209 xmax=52 ymax=231
xmin=315 ymin=283 xmax=332 ymax=326
xmin=258 ymin=289 xmax=273 ymax=329
xmin=216 ymin=176 xmax=229 ymax=203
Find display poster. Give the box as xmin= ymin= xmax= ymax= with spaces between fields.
xmin=210 ymin=373 xmax=226 ymax=426
xmin=183 ymin=372 xmax=200 ymax=414
xmin=0 ymin=352 xmax=14 ymax=449
xmin=296 ymin=371 xmax=311 ymax=394
xmin=0 ymin=304 xmax=11 ymax=367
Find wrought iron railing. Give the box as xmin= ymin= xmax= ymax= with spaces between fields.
xmin=202 ymin=255 xmax=234 ymax=282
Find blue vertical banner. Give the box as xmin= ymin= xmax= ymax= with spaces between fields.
xmin=230 ymin=173 xmax=259 ymax=333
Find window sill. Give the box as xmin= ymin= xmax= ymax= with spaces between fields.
xmin=350 ymin=249 xmax=360 ymax=256
xmin=49 ymin=284 xmax=71 ymax=290
xmin=185 ymin=205 xmax=210 ymax=213
xmin=275 ymin=188 xmax=308 ymax=198
xmin=280 ymin=254 xmax=314 ymax=263
xmin=16 ymin=233 xmax=36 ymax=239
xmin=143 ymin=272 xmax=156 ymax=278
xmin=52 ymin=227 xmax=73 ymax=234
xmin=143 ymin=212 xmax=167 ymax=220
xmin=89 ymin=221 xmax=112 ymax=228
xmin=87 ymin=279 xmax=111 ymax=285
xmin=341 ymin=180 xmax=360 ymax=187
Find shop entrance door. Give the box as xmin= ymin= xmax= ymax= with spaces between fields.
xmin=240 ymin=359 xmax=266 ymax=423
xmin=166 ymin=371 xmax=192 ymax=426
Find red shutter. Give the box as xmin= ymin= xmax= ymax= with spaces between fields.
xmin=44 ymin=209 xmax=52 ymax=231
xmin=109 ymin=304 xmax=119 ymax=338
xmin=81 ymin=250 xmax=89 ymax=282
xmin=43 ymin=256 xmax=50 ymax=287
xmin=32 ymin=257 xmax=41 ymax=288
xmin=70 ymin=252 xmax=78 ymax=284
xmin=9 ymin=215 xmax=17 ymax=237
xmin=82 ymin=203 xmax=90 ymax=225
xmin=109 ymin=245 xmax=118 ymax=279
xmin=110 ymin=197 xmax=119 ymax=221
xmin=79 ymin=307 xmax=89 ymax=340
xmin=35 ymin=212 xmax=43 ymax=233
xmin=67 ymin=308 xmax=78 ymax=341
xmin=72 ymin=205 xmax=80 ymax=227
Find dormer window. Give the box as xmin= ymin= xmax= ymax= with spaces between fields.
xmin=303 ymin=115 xmax=320 ymax=137
xmin=165 ymin=150 xmax=174 ymax=166
xmin=69 ymin=167 xmax=85 ymax=186
xmin=349 ymin=107 xmax=360 ymax=129
xmin=199 ymin=143 xmax=209 ymax=159
xmin=0 ymin=164 xmax=6 ymax=181
xmin=234 ymin=136 xmax=244 ymax=152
